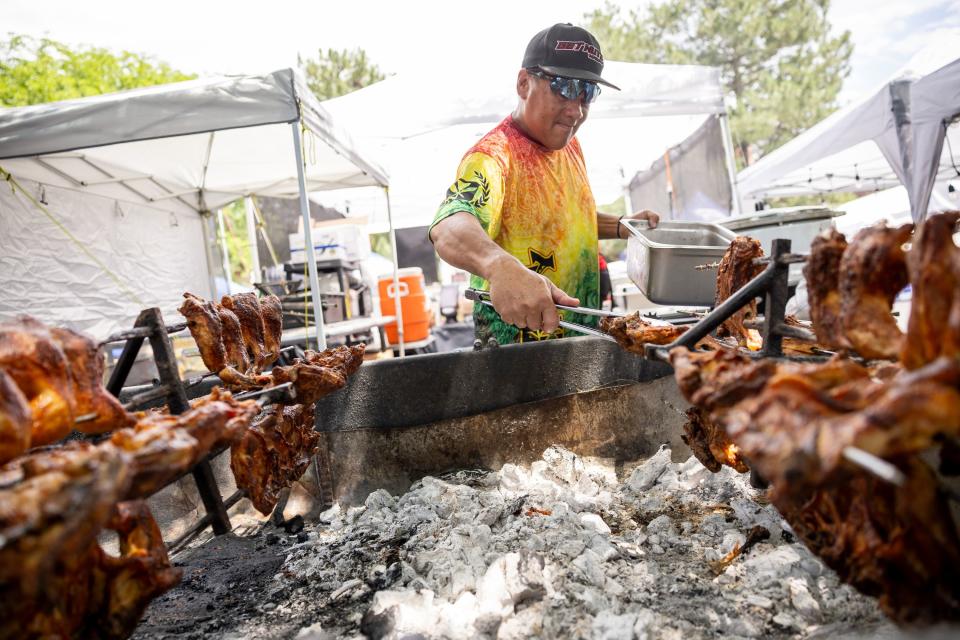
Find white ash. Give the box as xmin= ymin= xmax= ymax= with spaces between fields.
xmin=268 ymin=445 xmax=893 ymax=639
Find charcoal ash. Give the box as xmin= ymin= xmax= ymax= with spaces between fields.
xmin=287 ymin=446 xmax=893 ymax=638
xmin=137 ymin=445 xmax=905 ymax=639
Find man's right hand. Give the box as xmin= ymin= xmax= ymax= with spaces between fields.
xmin=487 ymin=256 xmax=579 ymax=333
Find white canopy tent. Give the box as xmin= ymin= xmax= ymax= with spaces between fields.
xmin=0 ymin=69 xmax=402 ymax=350
xmin=314 ymin=60 xmax=729 ymax=231
xmin=737 ymin=37 xmax=960 ymax=221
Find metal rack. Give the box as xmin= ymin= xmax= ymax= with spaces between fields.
xmin=644 ymin=238 xmax=823 ymax=362
xmin=104 ymin=307 xmax=235 ymax=538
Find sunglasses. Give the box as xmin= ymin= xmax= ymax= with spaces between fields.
xmin=528 ymin=68 xmax=602 ymax=104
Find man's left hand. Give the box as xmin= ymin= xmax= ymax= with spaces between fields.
xmin=624 ymin=209 xmax=660 ymax=231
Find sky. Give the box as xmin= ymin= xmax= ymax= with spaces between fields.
xmin=6 ymin=0 xmax=960 ymax=106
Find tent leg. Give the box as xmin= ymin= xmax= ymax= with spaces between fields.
xmin=199 ymin=210 xmax=219 ymax=299
xmin=384 ymin=187 xmax=405 ymax=358
xmin=244 ymin=196 xmax=262 ymax=283
xmin=719 ymin=113 xmax=742 ymax=215
xmin=216 ymin=208 xmax=233 ymax=295
xmin=291 ymin=122 xmax=326 ymax=350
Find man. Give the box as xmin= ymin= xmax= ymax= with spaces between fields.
xmin=429 ymin=23 xmax=660 ymax=344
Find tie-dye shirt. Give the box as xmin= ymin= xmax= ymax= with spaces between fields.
xmin=430 ymin=116 xmax=599 ymax=344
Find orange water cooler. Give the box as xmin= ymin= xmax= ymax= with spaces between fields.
xmin=377 ymin=268 xmax=431 ymax=344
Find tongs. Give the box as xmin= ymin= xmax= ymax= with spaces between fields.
xmin=464 ymin=288 xmax=618 ymax=342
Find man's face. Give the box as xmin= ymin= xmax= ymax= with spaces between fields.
xmin=516 ymin=70 xmax=590 ymax=151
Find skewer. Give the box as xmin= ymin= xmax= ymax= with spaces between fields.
xmin=121 ymin=384 xmax=173 ymax=411
xmin=74 ymin=412 xmax=98 ymax=424
xmin=694 ymin=253 xmax=809 ymax=271
xmin=842 ymin=447 xmax=906 ymax=486
xmin=234 ymin=381 xmax=296 ymax=405
xmin=98 ymin=321 xmax=188 ymax=346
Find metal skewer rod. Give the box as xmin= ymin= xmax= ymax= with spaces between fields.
xmin=842 ymin=447 xmax=906 ymax=486
xmin=468 ymin=294 xmax=618 ymax=342
xmin=99 ymin=322 xmax=188 ymax=346
xmin=693 ymin=253 xmax=809 ymax=271
xmin=465 ymin=288 xmax=624 ymax=318
xmin=121 ymin=384 xmax=173 ymax=410
xmin=74 ymin=412 xmax=98 ymax=424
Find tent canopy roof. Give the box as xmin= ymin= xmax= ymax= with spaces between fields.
xmin=315 ymin=60 xmax=726 ymax=229
xmin=0 ymin=68 xmax=388 ymax=215
xmin=737 ymin=36 xmax=960 ymax=219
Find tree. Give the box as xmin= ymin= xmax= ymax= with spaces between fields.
xmin=584 ymin=0 xmax=852 ymax=166
xmin=299 ymin=47 xmax=385 ymax=101
xmin=0 ymin=34 xmax=195 ymax=107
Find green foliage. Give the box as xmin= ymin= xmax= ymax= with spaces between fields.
xmin=584 ymin=0 xmax=852 ymax=166
xmin=299 ymin=48 xmax=385 ymax=101
xmin=0 ymin=34 xmax=195 ymax=106
xmin=220 ymin=201 xmax=254 ymax=286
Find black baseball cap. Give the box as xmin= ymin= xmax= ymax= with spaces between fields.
xmin=522 ymin=23 xmax=620 ymax=90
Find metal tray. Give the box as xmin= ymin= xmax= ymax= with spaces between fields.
xmin=623 ymin=219 xmax=736 ymax=306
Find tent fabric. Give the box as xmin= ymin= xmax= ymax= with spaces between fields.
xmin=0 ymin=69 xmax=388 ymax=215
xmin=0 ymin=178 xmax=212 ymax=337
xmin=324 ymin=61 xmax=725 ymax=140
xmin=627 ymin=114 xmax=732 ymax=221
xmin=0 ymin=68 xmax=389 ymax=337
xmin=736 ymin=39 xmax=960 ymax=221
xmin=908 ymin=57 xmax=960 ymax=217
xmin=316 ymin=61 xmax=726 ymax=230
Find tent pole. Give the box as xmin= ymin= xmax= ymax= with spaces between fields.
xmin=719 ymin=113 xmax=742 ymax=215
xmin=384 ymin=186 xmax=405 ymax=358
xmin=291 ymin=122 xmax=327 ymax=350
xmin=244 ymin=197 xmax=262 ymax=283
xmin=216 ymin=208 xmax=233 ymax=295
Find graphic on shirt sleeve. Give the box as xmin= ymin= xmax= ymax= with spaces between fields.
xmin=443 ymin=170 xmax=490 ymax=208
xmin=527 ymin=248 xmax=556 ymax=275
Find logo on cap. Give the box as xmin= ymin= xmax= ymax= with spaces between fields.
xmin=555 ymin=40 xmax=603 ymax=63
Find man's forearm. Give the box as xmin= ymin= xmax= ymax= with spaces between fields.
xmin=597 ymin=212 xmax=625 ymax=240
xmin=429 ymin=212 xmax=521 ymax=281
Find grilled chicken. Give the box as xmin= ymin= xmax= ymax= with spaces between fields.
xmin=214 ymin=303 xmax=251 ymax=374
xmin=715 ymin=236 xmax=765 ymax=350
xmin=270 ymin=344 xmax=365 ymax=405
xmin=110 ymin=388 xmax=259 ymax=498
xmin=0 ymin=370 xmax=31 ymax=464
xmin=0 ymin=316 xmax=77 ymax=446
xmin=838 ymin=222 xmax=913 ymax=360
xmin=681 ymin=406 xmax=748 ymax=473
xmin=0 ymin=442 xmax=132 ymax=621
xmin=231 ymin=403 xmax=319 ymax=515
xmin=50 ymin=327 xmax=135 ymax=435
xmin=180 ymin=293 xmax=266 ymax=389
xmin=260 ymin=294 xmax=284 ymax=369
xmin=0 ymin=446 xmax=179 ymax=639
xmin=222 ymin=293 xmax=269 ymax=370
xmin=804 ymin=228 xmax=850 ymax=350
xmin=902 ymin=211 xmax=960 ymax=369
xmin=599 ymin=312 xmax=687 ymax=353
xmin=179 ymin=293 xmax=227 ymax=373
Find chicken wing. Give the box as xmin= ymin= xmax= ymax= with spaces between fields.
xmin=804 ymin=227 xmax=850 ymax=350
xmin=599 ymin=312 xmax=687 ymax=353
xmin=902 ymin=210 xmax=960 ymax=369
xmin=222 ymin=293 xmax=269 ymax=370
xmin=0 ymin=316 xmax=77 ymax=446
xmin=231 ymin=403 xmax=319 ymax=515
xmin=50 ymin=327 xmax=135 ymax=434
xmin=715 ymin=236 xmax=765 ymax=350
xmin=214 ymin=302 xmax=251 ymax=374
xmin=839 ymin=222 xmax=913 ymax=359
xmin=260 ymin=294 xmax=284 ymax=369
xmin=179 ymin=292 xmax=227 ymax=373
xmin=0 ymin=369 xmax=31 ymax=465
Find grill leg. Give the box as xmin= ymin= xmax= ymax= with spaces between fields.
xmin=192 ymin=459 xmax=232 ymax=535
